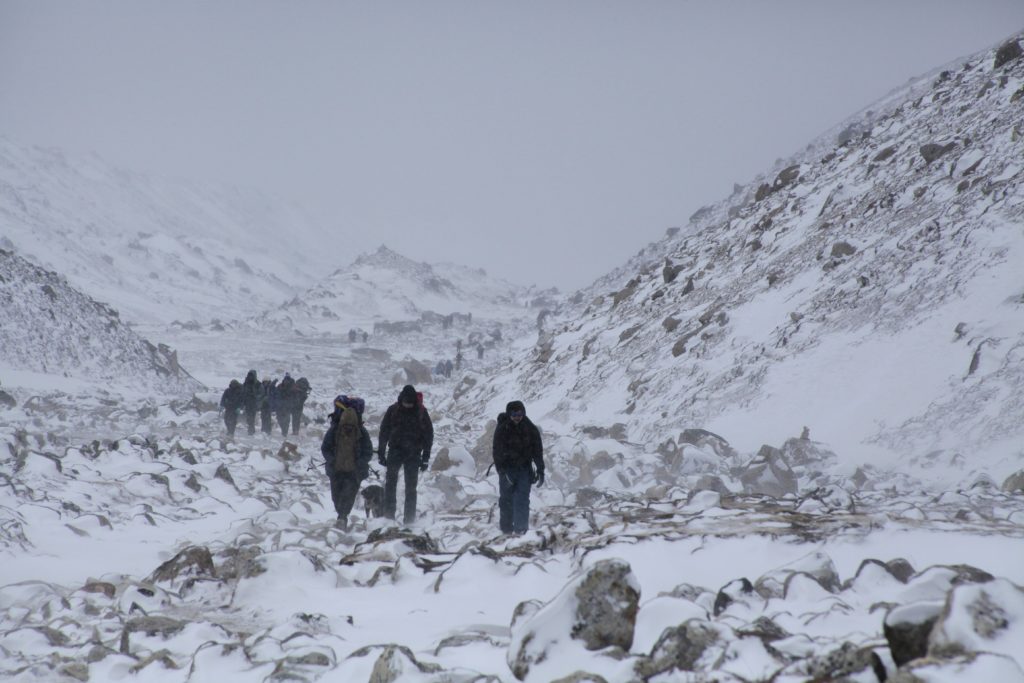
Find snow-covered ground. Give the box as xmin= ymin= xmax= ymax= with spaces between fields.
xmin=2 ymin=29 xmax=1024 ymax=683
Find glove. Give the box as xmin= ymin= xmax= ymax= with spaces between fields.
xmin=535 ymin=470 xmax=545 ymax=487
xmin=419 ymin=458 xmax=429 ymax=472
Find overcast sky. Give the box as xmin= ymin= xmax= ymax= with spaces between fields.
xmin=2 ymin=1 xmax=1022 ymax=290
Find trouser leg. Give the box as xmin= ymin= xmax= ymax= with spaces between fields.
xmin=278 ymin=410 xmax=289 ymax=436
xmin=291 ymin=409 xmax=301 ymax=435
xmin=497 ymin=469 xmax=514 ymax=533
xmin=224 ymin=411 xmax=237 ymax=436
xmin=384 ymin=460 xmax=401 ymax=519
xmin=260 ymin=409 xmax=272 ymax=434
xmin=245 ymin=408 xmax=256 ymax=435
xmin=329 ymin=471 xmax=360 ymax=517
xmin=402 ymin=459 xmax=420 ymax=525
xmin=511 ymin=467 xmax=532 ymax=533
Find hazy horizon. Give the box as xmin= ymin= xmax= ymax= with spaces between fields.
xmin=2 ymin=1 xmax=1022 ymax=290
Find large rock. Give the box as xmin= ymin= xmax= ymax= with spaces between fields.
xmin=1002 ymin=470 xmax=1024 ymax=494
xmin=884 ymin=600 xmax=944 ymax=666
xmin=928 ymin=578 xmax=1024 ymax=662
xmin=754 ymin=551 xmax=840 ymax=599
xmin=995 ymin=39 xmax=1023 ymax=69
xmin=738 ymin=445 xmax=798 ymax=497
xmin=508 ymin=558 xmax=640 ymax=680
xmin=634 ymin=619 xmax=724 ymax=678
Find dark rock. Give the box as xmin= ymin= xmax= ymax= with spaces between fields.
xmin=635 ymin=620 xmax=722 ymax=678
xmin=663 ymin=263 xmax=684 ymax=284
xmin=679 ymin=429 xmax=735 ymax=459
xmin=873 ymin=146 xmax=897 ymax=162
xmin=920 ymin=142 xmax=955 ymax=164
xmin=150 ymin=545 xmax=216 ymax=584
xmin=994 ymin=39 xmax=1023 ymax=69
xmin=885 ymin=557 xmax=916 ymax=583
xmin=736 ymin=616 xmax=790 ymax=643
xmin=120 ymin=616 xmax=186 ymax=654
xmin=662 ymin=316 xmax=681 ymax=333
xmin=830 ymin=241 xmax=857 ymax=258
xmin=714 ymin=577 xmax=755 ymax=617
xmin=550 ymin=673 xmax=610 ymax=683
xmin=81 ymin=581 xmax=116 ymax=598
xmin=739 ymin=445 xmax=797 ymax=497
xmin=366 ymin=527 xmax=440 ymax=554
xmin=884 ymin=601 xmax=943 ymax=666
xmin=571 ymin=558 xmax=640 ymax=651
xmin=574 ymin=487 xmax=604 ymax=508
xmin=774 ymin=164 xmax=801 ymax=190
xmin=1001 ymin=470 xmax=1024 ymax=493
xmin=798 ymin=642 xmax=886 ymax=682
xmin=214 ymin=463 xmax=235 ymax=486
xmin=0 ymin=390 xmax=16 ymax=409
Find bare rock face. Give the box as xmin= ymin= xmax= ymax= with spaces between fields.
xmin=508 ymin=558 xmax=640 ymax=680
xmin=889 ymin=652 xmax=1024 ymax=681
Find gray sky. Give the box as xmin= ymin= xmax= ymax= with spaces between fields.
xmin=2 ymin=1 xmax=1022 ymax=290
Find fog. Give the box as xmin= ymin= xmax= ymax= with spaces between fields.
xmin=2 ymin=0 xmax=1022 ymax=289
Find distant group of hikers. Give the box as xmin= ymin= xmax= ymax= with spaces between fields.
xmin=219 ymin=370 xmax=310 ymax=437
xmin=218 ymin=374 xmax=545 ymax=534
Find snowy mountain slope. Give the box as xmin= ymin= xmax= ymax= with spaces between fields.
xmin=0 ymin=249 xmax=202 ymax=394
xmin=0 ymin=137 xmax=329 ymax=325
xmin=450 ymin=34 xmax=1024 ymax=478
xmin=250 ymin=245 xmax=557 ymax=335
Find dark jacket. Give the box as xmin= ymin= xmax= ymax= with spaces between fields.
xmin=241 ymin=371 xmax=262 ymax=411
xmin=378 ymin=388 xmax=434 ymax=462
xmin=321 ymin=420 xmax=373 ymax=478
xmin=492 ymin=401 xmax=544 ymax=473
xmin=220 ymin=381 xmax=243 ymax=412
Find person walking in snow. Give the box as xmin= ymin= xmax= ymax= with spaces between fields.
xmin=320 ymin=395 xmax=373 ymax=530
xmin=219 ymin=379 xmax=243 ymax=437
xmin=378 ymin=384 xmax=434 ymax=525
xmin=276 ymin=374 xmax=296 ymax=436
xmin=492 ymin=400 xmax=544 ymax=535
xmin=259 ymin=378 xmax=276 ymax=434
xmin=288 ymin=377 xmax=311 ymax=435
xmin=240 ymin=369 xmax=262 ymax=435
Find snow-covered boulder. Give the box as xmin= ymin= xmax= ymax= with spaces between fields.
xmin=508 ymin=558 xmax=640 ymax=680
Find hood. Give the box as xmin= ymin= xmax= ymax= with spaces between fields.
xmin=399 ymin=384 xmax=418 ymax=404
xmin=505 ymin=400 xmax=525 ymax=415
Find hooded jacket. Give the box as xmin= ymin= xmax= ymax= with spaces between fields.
xmin=492 ymin=400 xmax=544 ymax=472
xmin=378 ymin=385 xmax=434 ymax=462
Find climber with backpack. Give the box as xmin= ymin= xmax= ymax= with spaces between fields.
xmin=492 ymin=400 xmax=545 ymax=535
xmin=320 ymin=394 xmax=373 ymax=530
xmin=378 ymin=384 xmax=434 ymax=525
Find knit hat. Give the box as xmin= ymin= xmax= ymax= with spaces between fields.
xmin=399 ymin=385 xmax=418 ymax=404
